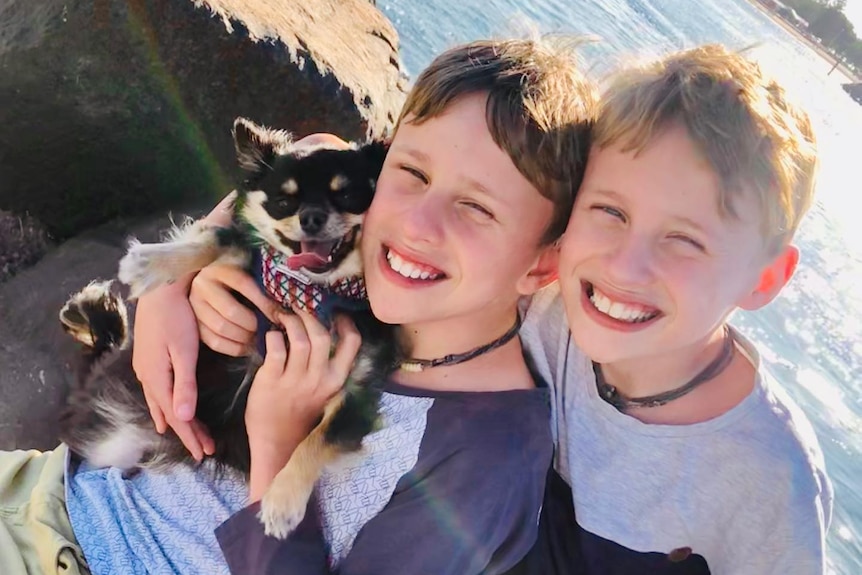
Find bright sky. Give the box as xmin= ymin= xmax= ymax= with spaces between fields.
xmin=846 ymin=0 xmax=862 ymax=32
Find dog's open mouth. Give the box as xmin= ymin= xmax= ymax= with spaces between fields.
xmin=285 ymin=225 xmax=360 ymax=273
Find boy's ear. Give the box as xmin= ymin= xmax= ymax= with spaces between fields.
xmin=516 ymin=243 xmax=560 ymax=296
xmin=738 ymin=244 xmax=799 ymax=311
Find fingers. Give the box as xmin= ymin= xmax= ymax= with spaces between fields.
xmin=190 ymin=419 xmax=216 ymax=456
xmin=166 ymin=417 xmax=206 ymax=462
xmin=199 ymin=323 xmax=250 ymax=357
xmin=192 ymin=297 xmax=254 ymax=344
xmin=168 ymin=341 xmax=200 ymax=422
xmin=280 ymin=313 xmax=311 ymax=380
xmin=191 ymin=268 xmax=259 ymax=332
xmin=207 ymin=265 xmax=280 ymax=324
xmin=133 ymin=353 xmax=173 ymax=435
xmin=330 ymin=315 xmax=362 ymax=389
xmin=261 ymin=329 xmax=288 ymax=375
xmin=291 ymin=308 xmax=332 ymax=384
xmin=143 ymin=389 xmax=168 ymax=435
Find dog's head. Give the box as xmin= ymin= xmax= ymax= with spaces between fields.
xmin=231 ymin=117 xmax=388 ymax=284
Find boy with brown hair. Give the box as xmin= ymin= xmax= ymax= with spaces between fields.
xmin=51 ymin=37 xmax=598 ymax=575
xmin=519 ymin=43 xmax=832 ymax=574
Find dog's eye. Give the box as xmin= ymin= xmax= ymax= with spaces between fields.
xmin=265 ymin=195 xmax=299 ymax=218
xmin=331 ymin=183 xmax=374 ymax=214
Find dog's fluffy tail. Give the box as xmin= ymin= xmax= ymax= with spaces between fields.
xmin=59 ymin=280 xmax=130 ymax=365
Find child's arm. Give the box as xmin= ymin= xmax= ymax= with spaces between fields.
xmin=244 ymin=310 xmax=361 ymax=502
xmin=131 ymin=191 xmax=237 ymax=459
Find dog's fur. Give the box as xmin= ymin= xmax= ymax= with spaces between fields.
xmin=58 ymin=118 xmax=401 ymax=538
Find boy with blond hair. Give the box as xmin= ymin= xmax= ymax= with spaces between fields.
xmin=518 ymin=43 xmax=832 ymax=574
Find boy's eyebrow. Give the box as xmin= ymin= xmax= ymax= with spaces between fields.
xmin=400 ymin=147 xmax=431 ymax=164
xmin=461 ymin=175 xmax=494 ymax=199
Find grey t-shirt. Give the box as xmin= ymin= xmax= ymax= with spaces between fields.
xmin=517 ymin=284 xmax=833 ymax=574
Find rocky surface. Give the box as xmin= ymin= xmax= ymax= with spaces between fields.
xmin=0 ymin=0 xmax=407 ymax=242
xmin=0 ymin=211 xmax=189 ymax=451
xmin=0 ymin=0 xmax=408 ymax=450
xmin=0 ymin=210 xmax=53 ymax=282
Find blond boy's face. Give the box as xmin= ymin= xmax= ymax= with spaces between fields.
xmin=558 ymin=124 xmax=772 ymax=364
xmin=361 ymin=92 xmax=554 ymax=327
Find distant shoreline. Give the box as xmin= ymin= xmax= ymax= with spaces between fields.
xmin=747 ymin=0 xmax=860 ymax=83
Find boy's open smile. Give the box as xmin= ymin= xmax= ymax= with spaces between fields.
xmin=382 ymin=245 xmax=446 ymax=283
xmin=582 ymin=281 xmax=662 ymax=329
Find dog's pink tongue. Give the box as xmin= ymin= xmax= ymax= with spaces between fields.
xmin=286 ymin=241 xmax=334 ymax=271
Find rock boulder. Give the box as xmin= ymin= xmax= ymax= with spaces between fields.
xmin=0 ymin=0 xmax=407 ymax=241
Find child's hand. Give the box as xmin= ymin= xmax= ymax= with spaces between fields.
xmin=132 ymin=279 xmax=215 ymax=461
xmin=189 ymin=264 xmax=279 ymax=357
xmin=245 ymin=310 xmax=362 ymax=500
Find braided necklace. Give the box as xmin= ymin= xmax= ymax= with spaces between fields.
xmin=399 ymin=316 xmax=522 ymax=373
xmin=594 ymin=326 xmax=736 ymax=410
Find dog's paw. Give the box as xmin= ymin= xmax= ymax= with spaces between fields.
xmin=257 ymin=470 xmax=315 ymax=539
xmin=59 ymin=280 xmax=128 ymax=349
xmin=117 ymin=240 xmax=175 ymax=299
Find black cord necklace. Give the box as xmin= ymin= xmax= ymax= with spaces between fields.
xmin=399 ymin=316 xmax=522 ymax=372
xmin=594 ymin=326 xmax=736 ymax=410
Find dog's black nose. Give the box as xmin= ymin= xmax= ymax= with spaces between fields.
xmin=299 ymin=208 xmax=329 ymax=234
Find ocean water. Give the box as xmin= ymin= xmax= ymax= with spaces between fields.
xmin=376 ymin=0 xmax=862 ymax=572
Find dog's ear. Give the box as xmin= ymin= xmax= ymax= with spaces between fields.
xmin=232 ymin=117 xmax=292 ymax=174
xmin=359 ymin=140 xmax=390 ymax=174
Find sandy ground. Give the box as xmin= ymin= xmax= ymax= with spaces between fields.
xmin=749 ymin=0 xmax=860 ymax=83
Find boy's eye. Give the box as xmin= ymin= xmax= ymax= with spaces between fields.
xmin=400 ymin=165 xmax=429 ymax=184
xmin=460 ymin=200 xmax=494 ymax=220
xmin=591 ymin=204 xmax=626 ymax=222
xmin=670 ymin=234 xmax=706 ymax=253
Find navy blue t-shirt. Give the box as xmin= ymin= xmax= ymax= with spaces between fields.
xmin=216 ymin=380 xmax=552 ymax=574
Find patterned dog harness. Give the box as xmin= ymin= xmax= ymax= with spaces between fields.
xmin=252 ymin=246 xmax=370 ymax=352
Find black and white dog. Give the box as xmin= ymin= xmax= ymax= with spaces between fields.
xmin=58 ymin=118 xmax=401 ymax=538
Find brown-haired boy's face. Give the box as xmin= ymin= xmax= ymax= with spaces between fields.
xmin=360 ymin=93 xmax=555 ymax=329
xmin=558 ymin=124 xmax=773 ymax=365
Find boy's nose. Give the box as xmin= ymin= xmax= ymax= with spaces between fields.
xmin=400 ymin=195 xmax=444 ymax=245
xmin=605 ymin=237 xmax=654 ymax=284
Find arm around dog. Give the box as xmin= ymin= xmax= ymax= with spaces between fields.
xmin=131 ymin=191 xmax=238 ymax=459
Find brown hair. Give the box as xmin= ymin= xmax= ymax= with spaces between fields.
xmin=594 ymin=44 xmax=818 ymax=252
xmin=397 ymin=38 xmax=598 ymax=244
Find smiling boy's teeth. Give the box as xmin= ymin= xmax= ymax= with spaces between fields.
xmin=589 ymin=288 xmax=656 ymax=323
xmin=386 ymin=249 xmax=441 ymax=280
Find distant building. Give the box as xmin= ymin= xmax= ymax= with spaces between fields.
xmin=756 ymin=0 xmax=809 ymax=29
xmin=777 ymin=6 xmax=809 ymax=29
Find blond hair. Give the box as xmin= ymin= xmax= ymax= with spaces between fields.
xmin=398 ymin=38 xmax=598 ymax=244
xmin=595 ymin=44 xmax=817 ymax=252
